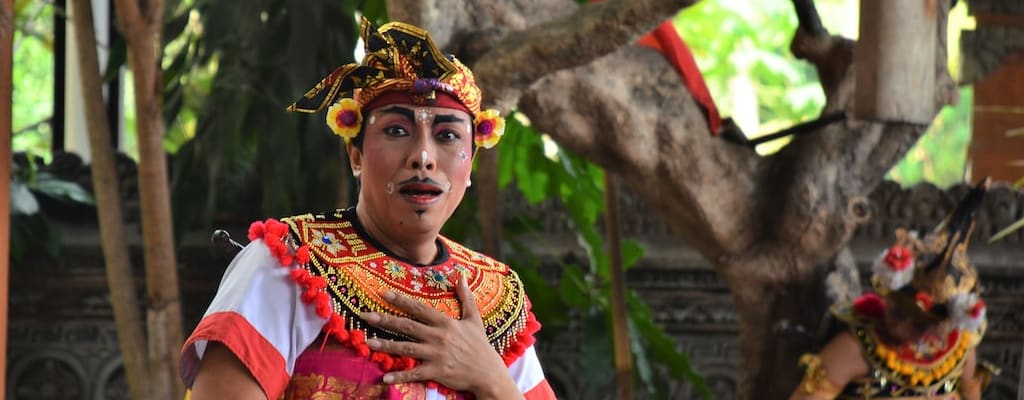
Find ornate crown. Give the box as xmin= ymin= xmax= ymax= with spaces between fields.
xmin=286 ymin=18 xmax=503 ymax=148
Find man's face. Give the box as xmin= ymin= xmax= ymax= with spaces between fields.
xmin=349 ymin=103 xmax=474 ymax=238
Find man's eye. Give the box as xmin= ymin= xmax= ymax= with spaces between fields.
xmin=384 ymin=126 xmax=408 ymax=137
xmin=436 ymin=130 xmax=461 ymax=142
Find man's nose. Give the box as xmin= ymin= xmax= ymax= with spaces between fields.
xmin=407 ymin=142 xmax=436 ymax=171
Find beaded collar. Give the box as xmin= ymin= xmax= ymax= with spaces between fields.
xmin=281 ymin=209 xmax=534 ymax=357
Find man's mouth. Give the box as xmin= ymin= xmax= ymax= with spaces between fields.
xmin=398 ymin=181 xmax=444 ymax=204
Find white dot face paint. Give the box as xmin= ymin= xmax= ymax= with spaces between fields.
xmin=457 ymin=150 xmax=468 ymax=162
xmin=367 ymin=114 xmax=377 ymax=126
xmin=421 ymin=150 xmax=428 ymax=166
xmin=386 ymin=182 xmax=394 ymax=195
xmin=416 ymin=109 xmax=432 ymax=124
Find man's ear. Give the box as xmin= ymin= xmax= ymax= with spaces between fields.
xmin=347 ymin=142 xmax=362 ymax=178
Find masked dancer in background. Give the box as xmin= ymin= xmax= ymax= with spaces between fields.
xmin=789 ymin=178 xmax=993 ymax=400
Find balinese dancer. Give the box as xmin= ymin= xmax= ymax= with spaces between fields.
xmin=789 ymin=179 xmax=992 ymax=400
xmin=180 ymin=18 xmax=556 ymax=400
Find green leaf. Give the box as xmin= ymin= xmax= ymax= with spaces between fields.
xmin=629 ymin=318 xmax=655 ymax=396
xmin=989 ymin=216 xmax=1024 ymax=243
xmin=360 ymin=0 xmax=389 ymax=26
xmin=32 ymin=173 xmax=95 ymax=205
xmin=621 ymin=239 xmax=646 ymax=270
xmin=101 ymin=31 xmax=127 ymax=83
xmin=580 ymin=311 xmax=615 ymax=392
xmin=559 ymin=264 xmax=591 ymax=309
xmin=628 ymin=292 xmax=711 ymax=398
xmin=163 ymin=10 xmax=191 ymax=45
xmin=10 ymin=181 xmax=40 ymax=215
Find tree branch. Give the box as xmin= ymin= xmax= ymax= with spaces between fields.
xmin=750 ymin=0 xmax=954 ymax=282
xmin=111 ymin=0 xmax=143 ymax=34
xmin=519 ymin=46 xmax=764 ymax=260
xmin=475 ymin=0 xmax=698 ymax=110
xmin=792 ymin=0 xmax=827 ymax=36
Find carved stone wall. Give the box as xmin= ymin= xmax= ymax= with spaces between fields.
xmin=6 ymin=182 xmax=1024 ymax=399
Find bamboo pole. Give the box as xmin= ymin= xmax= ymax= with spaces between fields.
xmin=604 ymin=173 xmax=633 ymax=400
xmin=68 ymin=0 xmax=150 ymax=398
xmin=0 ymin=0 xmax=15 ymax=394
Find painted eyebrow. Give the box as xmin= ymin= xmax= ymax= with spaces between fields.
xmin=376 ymin=106 xmax=416 ymax=123
xmin=375 ymin=105 xmax=467 ymax=126
xmin=433 ymin=114 xmax=466 ymax=125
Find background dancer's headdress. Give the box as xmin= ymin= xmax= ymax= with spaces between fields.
xmin=287 ymin=18 xmax=504 ymax=149
xmin=869 ymin=178 xmax=991 ymax=331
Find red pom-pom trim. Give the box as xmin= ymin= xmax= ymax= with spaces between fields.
xmin=853 ymin=293 xmax=886 ymax=319
xmin=248 ymin=221 xmax=266 ymax=241
xmin=251 ymin=218 xmax=295 ymax=267
xmin=296 ymin=245 xmax=311 ymax=265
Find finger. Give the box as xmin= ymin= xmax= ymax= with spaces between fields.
xmin=382 ymin=366 xmax=430 ymax=384
xmin=360 ymin=312 xmax=433 ymax=339
xmin=456 ymin=275 xmax=482 ymax=324
xmin=381 ymin=290 xmax=448 ymax=325
xmin=366 ymin=338 xmax=433 ymax=359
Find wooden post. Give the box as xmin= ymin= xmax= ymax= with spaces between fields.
xmin=604 ymin=174 xmax=633 ymax=400
xmin=855 ymin=0 xmax=938 ymax=124
xmin=0 ymin=0 xmax=13 ymax=395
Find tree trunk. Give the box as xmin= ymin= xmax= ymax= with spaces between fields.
xmin=68 ymin=1 xmax=151 ymax=399
xmin=477 ymin=150 xmax=502 ymax=257
xmin=388 ymin=0 xmax=954 ymax=398
xmin=111 ymin=0 xmax=186 ymax=399
xmin=1 ymin=0 xmax=14 ymax=394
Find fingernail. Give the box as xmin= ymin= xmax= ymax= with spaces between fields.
xmin=366 ymin=338 xmax=381 ymax=349
xmin=381 ymin=290 xmax=395 ymax=300
xmin=360 ymin=312 xmax=380 ymax=323
xmin=382 ymin=374 xmax=394 ymax=384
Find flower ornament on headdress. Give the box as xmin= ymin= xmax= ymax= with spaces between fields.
xmin=872 ymin=240 xmax=916 ymax=292
xmin=950 ymin=292 xmax=986 ymax=331
xmin=286 ymin=18 xmax=505 ymax=149
xmin=870 ymin=178 xmax=991 ymax=332
xmin=474 ymin=109 xmax=505 ymax=149
xmin=326 ymin=99 xmax=362 ymax=142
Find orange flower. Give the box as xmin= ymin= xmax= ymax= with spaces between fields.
xmin=474 ymin=109 xmax=505 ymax=149
xmin=326 ymin=98 xmax=362 ymax=143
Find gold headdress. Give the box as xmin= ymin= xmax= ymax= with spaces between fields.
xmin=286 ymin=18 xmax=504 ymax=148
xmin=871 ymin=178 xmax=990 ymax=331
